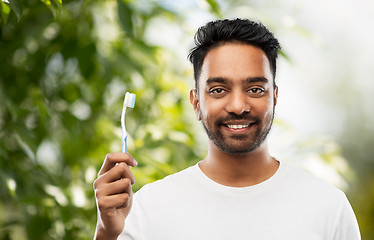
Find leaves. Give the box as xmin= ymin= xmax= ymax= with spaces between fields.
xmin=1 ymin=1 xmax=11 ymax=24
xmin=2 ymin=0 xmax=23 ymax=21
xmin=0 ymin=0 xmax=63 ymax=24
xmin=40 ymin=0 xmax=62 ymax=18
xmin=205 ymin=0 xmax=222 ymax=18
xmin=278 ymin=49 xmax=291 ymax=63
xmin=117 ymin=0 xmax=135 ymax=38
xmin=0 ymin=0 xmax=201 ymax=238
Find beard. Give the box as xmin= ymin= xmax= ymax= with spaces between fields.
xmin=200 ymin=109 xmax=274 ymax=155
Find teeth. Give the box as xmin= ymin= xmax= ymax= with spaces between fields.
xmin=227 ymin=124 xmax=249 ymax=129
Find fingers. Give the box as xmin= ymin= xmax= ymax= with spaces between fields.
xmin=99 ymin=162 xmax=136 ymax=184
xmin=99 ymin=193 xmax=132 ymax=210
xmin=93 ymin=153 xmax=136 ymax=238
xmin=94 ymin=164 xmax=136 ymax=198
xmin=96 ymin=177 xmax=132 ymax=198
xmin=93 ymin=153 xmax=137 ymax=203
xmin=94 ymin=163 xmax=134 ymax=211
xmin=98 ymin=152 xmax=138 ymax=176
xmin=95 ymin=179 xmax=133 ymax=209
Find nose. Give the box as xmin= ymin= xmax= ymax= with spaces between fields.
xmin=225 ymin=91 xmax=250 ymax=115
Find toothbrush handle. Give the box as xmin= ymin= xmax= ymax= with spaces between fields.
xmin=121 ymin=130 xmax=128 ymax=153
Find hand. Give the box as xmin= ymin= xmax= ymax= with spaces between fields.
xmin=93 ymin=153 xmax=138 ymax=240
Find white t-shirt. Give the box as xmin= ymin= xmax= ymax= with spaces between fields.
xmin=119 ymin=161 xmax=360 ymax=240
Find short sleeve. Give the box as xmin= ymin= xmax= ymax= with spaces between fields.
xmin=332 ymin=193 xmax=361 ymax=240
xmin=118 ymin=191 xmax=147 ymax=240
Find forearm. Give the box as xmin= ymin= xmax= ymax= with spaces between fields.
xmin=94 ymin=225 xmax=120 ymax=240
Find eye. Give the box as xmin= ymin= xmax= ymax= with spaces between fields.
xmin=209 ymin=88 xmax=226 ymax=95
xmin=249 ymin=88 xmax=263 ymax=93
xmin=248 ymin=87 xmax=265 ymax=96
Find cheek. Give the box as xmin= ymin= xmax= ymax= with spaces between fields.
xmin=263 ymin=101 xmax=275 ymax=120
xmin=201 ymin=99 xmax=225 ymax=118
xmin=254 ymin=97 xmax=274 ymax=119
xmin=263 ymin=108 xmax=274 ymax=121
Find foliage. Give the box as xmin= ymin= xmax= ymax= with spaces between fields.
xmin=0 ymin=0 xmax=204 ymax=238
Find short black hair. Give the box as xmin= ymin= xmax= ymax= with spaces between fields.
xmin=188 ymin=18 xmax=281 ymax=89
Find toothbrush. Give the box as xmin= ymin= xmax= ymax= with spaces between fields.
xmin=121 ymin=92 xmax=136 ymax=153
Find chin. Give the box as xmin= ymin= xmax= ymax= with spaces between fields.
xmin=215 ymin=140 xmax=264 ymax=155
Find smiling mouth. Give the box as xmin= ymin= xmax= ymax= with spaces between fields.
xmin=226 ymin=124 xmax=250 ymax=129
xmin=224 ymin=121 xmax=256 ymax=130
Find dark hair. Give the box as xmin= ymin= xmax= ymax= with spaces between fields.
xmin=188 ymin=18 xmax=281 ymax=89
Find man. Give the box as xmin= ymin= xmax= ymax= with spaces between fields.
xmin=93 ymin=19 xmax=361 ymax=240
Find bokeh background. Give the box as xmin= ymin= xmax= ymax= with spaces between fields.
xmin=1 ymin=0 xmax=373 ymax=239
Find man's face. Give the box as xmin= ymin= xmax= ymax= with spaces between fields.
xmin=190 ymin=43 xmax=278 ymax=155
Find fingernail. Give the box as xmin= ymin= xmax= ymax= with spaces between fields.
xmin=133 ymin=159 xmax=138 ymax=167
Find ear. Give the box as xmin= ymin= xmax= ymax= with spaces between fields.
xmin=273 ymin=86 xmax=278 ymax=106
xmin=190 ymin=89 xmax=201 ymax=121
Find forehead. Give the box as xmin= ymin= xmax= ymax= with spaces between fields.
xmin=198 ymin=43 xmax=273 ymax=87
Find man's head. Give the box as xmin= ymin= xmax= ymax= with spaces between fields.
xmin=188 ymin=18 xmax=281 ymax=90
xmin=189 ymin=19 xmax=281 ymax=155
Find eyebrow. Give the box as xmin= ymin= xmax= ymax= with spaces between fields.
xmin=244 ymin=77 xmax=269 ymax=84
xmin=206 ymin=77 xmax=229 ymax=86
xmin=205 ymin=77 xmax=269 ymax=86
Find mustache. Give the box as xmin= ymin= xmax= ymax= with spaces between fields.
xmin=215 ymin=112 xmax=259 ymax=124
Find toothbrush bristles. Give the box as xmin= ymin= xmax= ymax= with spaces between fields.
xmin=125 ymin=92 xmax=136 ymax=108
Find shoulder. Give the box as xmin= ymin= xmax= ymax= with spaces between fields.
xmin=280 ymin=162 xmax=347 ymax=203
xmin=134 ymin=164 xmax=196 ymax=197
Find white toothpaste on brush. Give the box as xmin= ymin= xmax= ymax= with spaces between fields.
xmin=121 ymin=92 xmax=136 ymax=153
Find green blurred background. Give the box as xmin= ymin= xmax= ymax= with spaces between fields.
xmin=1 ymin=0 xmax=373 ymax=239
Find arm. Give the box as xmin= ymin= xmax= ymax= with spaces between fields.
xmin=93 ymin=153 xmax=138 ymax=240
xmin=333 ymin=193 xmax=361 ymax=240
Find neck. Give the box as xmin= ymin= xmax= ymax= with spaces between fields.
xmin=199 ymin=140 xmax=279 ymax=187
